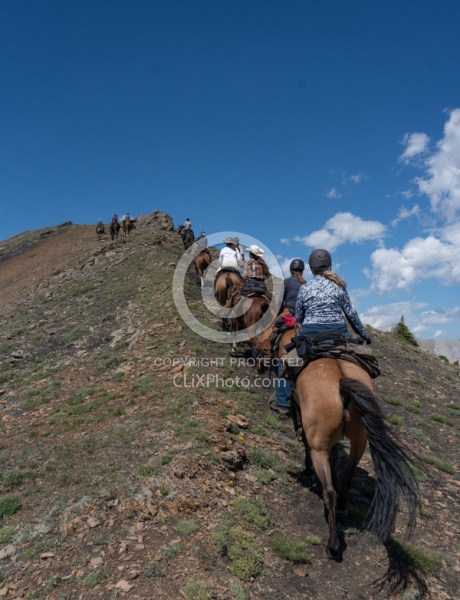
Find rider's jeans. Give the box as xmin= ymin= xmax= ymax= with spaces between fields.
xmin=275 ymin=361 xmax=292 ymax=408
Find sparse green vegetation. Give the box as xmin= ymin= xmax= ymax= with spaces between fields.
xmin=385 ymin=396 xmax=403 ymax=406
xmin=411 ymin=378 xmax=427 ymax=389
xmin=227 ymin=529 xmax=262 ymax=581
xmin=420 ymin=454 xmax=454 ymax=474
xmin=144 ymin=561 xmax=164 ymax=578
xmin=183 ymin=580 xmax=217 ymax=600
xmin=269 ymin=533 xmax=311 ymax=563
xmin=255 ymin=470 xmax=277 ymax=485
xmin=0 ymin=526 xmax=15 ymax=544
xmin=248 ymin=447 xmax=280 ymax=470
xmin=306 ymin=534 xmax=321 ymax=545
xmin=83 ymin=566 xmax=109 ymax=588
xmin=164 ymin=542 xmax=184 ymax=559
xmin=229 ymin=583 xmax=246 ymax=600
xmin=177 ymin=520 xmax=199 ymax=535
xmin=63 ymin=326 xmax=88 ymax=343
xmin=388 ymin=415 xmax=404 ymax=426
xmin=0 ymin=496 xmax=22 ymax=517
xmin=395 ymin=542 xmax=442 ymax=577
xmin=232 ymin=498 xmax=271 ymax=531
xmin=430 ymin=413 xmax=454 ymax=426
xmin=139 ymin=465 xmax=156 ymax=477
xmin=408 ymin=428 xmax=432 ymax=446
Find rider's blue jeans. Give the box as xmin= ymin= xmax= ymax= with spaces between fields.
xmin=275 ymin=361 xmax=292 ymax=408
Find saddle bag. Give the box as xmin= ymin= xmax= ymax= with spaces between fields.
xmin=241 ymin=279 xmax=267 ymax=297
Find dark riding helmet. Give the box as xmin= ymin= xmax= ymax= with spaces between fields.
xmin=309 ymin=249 xmax=332 ymax=270
xmin=289 ymin=259 xmax=305 ymax=272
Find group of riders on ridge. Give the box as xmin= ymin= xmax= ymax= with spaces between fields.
xmin=96 ymin=213 xmax=136 ymax=231
xmin=180 ymin=219 xmax=420 ymax=560
xmin=179 ymin=218 xmax=371 ymax=417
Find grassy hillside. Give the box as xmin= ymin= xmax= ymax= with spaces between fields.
xmin=0 ymin=212 xmax=459 ymax=599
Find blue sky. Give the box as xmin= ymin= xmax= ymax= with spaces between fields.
xmin=1 ymin=0 xmax=460 ymax=339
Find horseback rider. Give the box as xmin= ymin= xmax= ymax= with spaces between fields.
xmin=283 ymin=259 xmax=306 ymax=314
xmin=240 ymin=245 xmax=270 ymax=297
xmin=232 ymin=237 xmax=245 ymax=265
xmin=218 ymin=237 xmax=239 ymax=271
xmin=183 ymin=217 xmax=192 ymax=230
xmin=295 ymin=249 xmax=371 ymax=343
xmin=111 ymin=214 xmax=119 ymax=224
xmin=97 ymin=217 xmax=103 ymax=227
xmin=196 ymin=231 xmax=208 ymax=250
xmin=272 ymin=258 xmax=306 ymax=416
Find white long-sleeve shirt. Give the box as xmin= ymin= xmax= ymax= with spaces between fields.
xmin=219 ymin=246 xmax=238 ymax=269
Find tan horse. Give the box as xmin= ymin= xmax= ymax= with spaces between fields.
xmin=193 ymin=250 xmax=211 ymax=286
xmin=122 ymin=220 xmax=135 ymax=236
xmin=214 ymin=270 xmax=242 ymax=307
xmin=96 ymin=225 xmax=105 ymax=241
xmin=292 ymin=357 xmax=421 ymax=560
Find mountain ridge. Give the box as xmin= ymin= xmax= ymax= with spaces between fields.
xmin=0 ymin=212 xmax=459 ymax=599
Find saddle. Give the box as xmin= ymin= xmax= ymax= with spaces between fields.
xmin=282 ymin=331 xmax=381 ymax=380
xmin=219 ymin=267 xmax=242 ymax=276
xmin=240 ymin=279 xmax=267 ymax=298
xmin=269 ymin=313 xmax=296 ymax=352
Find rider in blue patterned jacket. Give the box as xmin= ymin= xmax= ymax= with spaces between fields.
xmin=295 ymin=249 xmax=371 ymax=343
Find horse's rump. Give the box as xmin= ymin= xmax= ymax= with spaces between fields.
xmin=294 ymin=358 xmax=421 ymax=557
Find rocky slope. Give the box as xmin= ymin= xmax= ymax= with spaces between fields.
xmin=0 ymin=212 xmax=459 ymax=600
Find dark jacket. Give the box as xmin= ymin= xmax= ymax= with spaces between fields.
xmin=283 ymin=275 xmax=302 ymax=311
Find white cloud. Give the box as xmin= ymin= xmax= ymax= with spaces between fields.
xmin=391 ymin=204 xmax=420 ymax=227
xmin=366 ymin=235 xmax=460 ymax=293
xmin=414 ymin=108 xmax=460 ymax=221
xmin=295 ymin=212 xmax=386 ymax=252
xmin=325 ymin=187 xmax=341 ymax=199
xmin=360 ymin=301 xmax=427 ymax=331
xmin=399 ymin=132 xmax=430 ymax=163
xmin=348 ymin=173 xmax=363 ymax=184
xmin=359 ymin=302 xmax=460 ymax=335
xmin=280 ymin=238 xmax=291 ymax=245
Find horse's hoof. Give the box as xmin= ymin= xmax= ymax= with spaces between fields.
xmin=326 ymin=545 xmax=342 ymax=561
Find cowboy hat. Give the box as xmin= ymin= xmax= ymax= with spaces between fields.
xmin=223 ymin=237 xmax=235 ymax=244
xmin=245 ymin=244 xmax=264 ymax=256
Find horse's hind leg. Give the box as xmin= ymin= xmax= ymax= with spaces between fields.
xmin=337 ymin=434 xmax=367 ymax=511
xmin=311 ymin=450 xmax=341 ymax=560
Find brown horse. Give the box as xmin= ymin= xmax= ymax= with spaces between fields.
xmin=193 ymin=249 xmax=211 ymax=286
xmin=292 ymin=357 xmax=421 ymax=560
xmin=214 ymin=270 xmax=242 ymax=307
xmin=96 ymin=225 xmax=105 ymax=241
xmin=226 ymin=282 xmax=272 ymax=356
xmin=122 ymin=220 xmax=135 ymax=236
xmin=255 ymin=308 xmax=292 ymax=373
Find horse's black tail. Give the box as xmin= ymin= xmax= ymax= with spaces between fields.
xmin=340 ymin=377 xmax=421 ymax=543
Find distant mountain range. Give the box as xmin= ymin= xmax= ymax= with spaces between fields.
xmin=417 ymin=338 xmax=460 ymax=362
